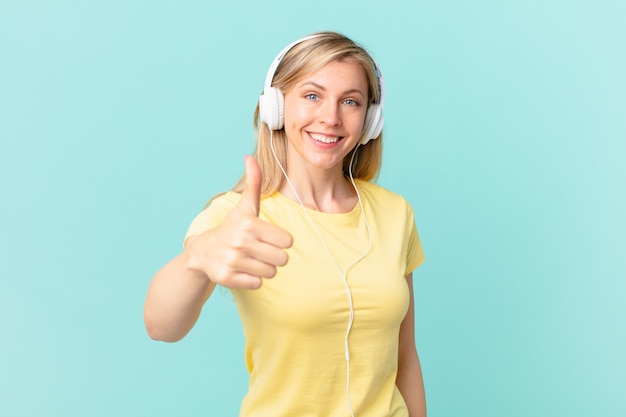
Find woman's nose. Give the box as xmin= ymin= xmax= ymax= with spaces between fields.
xmin=319 ymin=101 xmax=341 ymax=126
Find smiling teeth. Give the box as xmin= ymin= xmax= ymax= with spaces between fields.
xmin=310 ymin=133 xmax=340 ymax=143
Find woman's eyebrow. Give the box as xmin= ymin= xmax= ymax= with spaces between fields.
xmin=299 ymin=81 xmax=366 ymax=97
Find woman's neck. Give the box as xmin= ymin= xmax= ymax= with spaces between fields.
xmin=278 ymin=168 xmax=358 ymax=213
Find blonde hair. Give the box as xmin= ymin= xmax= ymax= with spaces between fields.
xmin=232 ymin=31 xmax=384 ymax=196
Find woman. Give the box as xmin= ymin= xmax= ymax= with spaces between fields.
xmin=144 ymin=31 xmax=427 ymax=417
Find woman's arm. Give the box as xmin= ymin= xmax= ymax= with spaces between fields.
xmin=397 ymin=273 xmax=427 ymax=417
xmin=143 ymin=236 xmax=216 ymax=342
xmin=143 ymin=156 xmax=292 ymax=342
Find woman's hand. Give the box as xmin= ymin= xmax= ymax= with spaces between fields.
xmin=185 ymin=156 xmax=293 ymax=289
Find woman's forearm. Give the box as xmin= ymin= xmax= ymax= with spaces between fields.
xmin=144 ymin=248 xmax=215 ymax=342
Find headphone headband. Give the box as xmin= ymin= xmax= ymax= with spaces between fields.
xmin=263 ymin=34 xmax=324 ymax=91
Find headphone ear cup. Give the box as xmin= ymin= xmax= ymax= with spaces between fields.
xmin=259 ymin=87 xmax=285 ymax=130
xmin=360 ymin=104 xmax=384 ymax=145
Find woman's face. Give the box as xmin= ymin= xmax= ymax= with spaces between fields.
xmin=282 ymin=59 xmax=369 ymax=177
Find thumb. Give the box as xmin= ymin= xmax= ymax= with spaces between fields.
xmin=239 ymin=155 xmax=262 ymax=216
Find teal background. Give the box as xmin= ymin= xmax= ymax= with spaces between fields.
xmin=1 ymin=0 xmax=624 ymax=416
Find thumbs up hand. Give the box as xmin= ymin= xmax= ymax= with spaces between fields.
xmin=185 ymin=156 xmax=293 ymax=289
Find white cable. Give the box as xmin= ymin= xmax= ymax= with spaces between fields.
xmin=270 ymin=132 xmax=372 ymax=417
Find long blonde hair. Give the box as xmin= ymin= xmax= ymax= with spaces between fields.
xmin=232 ymin=31 xmax=384 ymax=196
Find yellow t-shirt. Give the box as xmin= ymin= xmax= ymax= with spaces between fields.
xmin=186 ymin=180 xmax=425 ymax=417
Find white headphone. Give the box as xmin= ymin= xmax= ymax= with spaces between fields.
xmin=259 ymin=34 xmax=385 ymax=145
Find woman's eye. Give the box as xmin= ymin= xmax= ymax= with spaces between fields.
xmin=305 ymin=93 xmax=319 ymax=101
xmin=344 ymin=99 xmax=358 ymax=106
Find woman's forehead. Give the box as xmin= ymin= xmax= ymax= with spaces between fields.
xmin=293 ymin=60 xmax=368 ymax=92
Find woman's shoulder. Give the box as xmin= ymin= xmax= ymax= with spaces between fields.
xmin=205 ymin=191 xmax=242 ymax=211
xmin=185 ymin=191 xmax=243 ymax=243
xmin=357 ymin=180 xmax=411 ymax=207
xmin=191 ymin=191 xmax=242 ymax=228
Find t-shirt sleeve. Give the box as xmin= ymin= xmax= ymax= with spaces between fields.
xmin=405 ymin=202 xmax=425 ymax=275
xmin=183 ymin=192 xmax=241 ymax=247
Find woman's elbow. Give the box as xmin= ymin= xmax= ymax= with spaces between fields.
xmin=143 ymin=309 xmax=188 ymax=343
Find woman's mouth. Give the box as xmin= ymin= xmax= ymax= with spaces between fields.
xmin=309 ymin=132 xmax=342 ymax=144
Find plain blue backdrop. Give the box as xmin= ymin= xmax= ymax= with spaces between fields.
xmin=1 ymin=0 xmax=624 ymax=416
